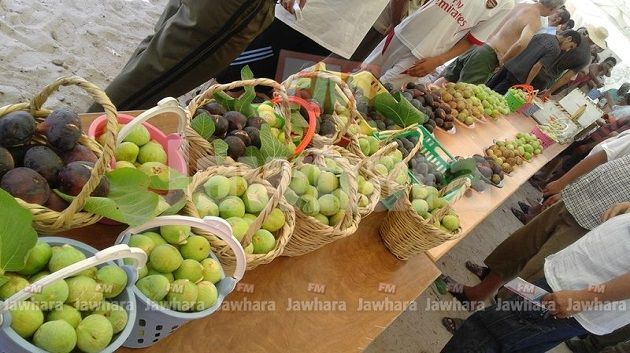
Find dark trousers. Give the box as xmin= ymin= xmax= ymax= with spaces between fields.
xmin=485 ymin=201 xmax=588 ymax=283
xmin=486 ymin=67 xmax=520 ymax=95
xmin=441 ymin=279 xmax=588 ymax=353
xmin=89 ymin=0 xmax=275 ymax=111
xmin=216 ymin=18 xmax=331 ymax=84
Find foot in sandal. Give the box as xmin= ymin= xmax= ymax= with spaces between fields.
xmin=442 ymin=317 xmax=465 ymax=335
xmin=464 ymin=261 xmax=490 ymax=281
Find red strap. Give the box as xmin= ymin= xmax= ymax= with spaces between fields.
xmin=466 ymin=33 xmax=484 ymax=46
xmin=382 ymin=31 xmax=396 ymax=55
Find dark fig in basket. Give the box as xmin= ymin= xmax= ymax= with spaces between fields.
xmin=246 ymin=117 xmax=265 ymax=130
xmin=44 ymin=191 xmax=69 ymax=212
xmin=59 ymin=144 xmax=98 ymax=164
xmin=227 ymin=129 xmax=251 ymax=146
xmin=224 ymin=136 xmax=246 ymax=160
xmin=211 ymin=115 xmax=229 ymax=137
xmin=58 ymin=161 xmax=110 ymax=197
xmin=40 ymin=109 xmax=82 ymax=151
xmin=7 ymin=145 xmax=29 ymax=167
xmin=0 ymin=111 xmax=37 ymax=147
xmin=244 ymin=127 xmax=261 ymax=148
xmin=224 ymin=111 xmax=247 ymax=131
xmin=0 ymin=147 xmax=14 ymax=178
xmin=24 ymin=146 xmax=64 ymax=186
xmin=204 ymin=102 xmax=227 ymax=116
xmin=319 ymin=120 xmax=336 ymax=137
xmin=1 ymin=167 xmax=50 ymax=204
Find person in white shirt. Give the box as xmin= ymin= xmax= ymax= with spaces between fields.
xmin=441 ymin=210 xmax=630 ymax=353
xmin=217 ymin=0 xmax=389 ymax=82
xmin=362 ymin=0 xmax=514 ymax=88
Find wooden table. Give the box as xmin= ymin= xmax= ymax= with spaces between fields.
xmin=68 ymin=111 xmax=568 ymax=352
xmin=73 ymin=112 xmax=442 ymax=353
xmin=426 ymin=115 xmax=566 ymax=261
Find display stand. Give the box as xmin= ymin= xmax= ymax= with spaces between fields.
xmin=70 ymin=110 xmax=569 ymax=352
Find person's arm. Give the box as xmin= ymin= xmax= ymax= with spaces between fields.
xmin=543 ymin=70 xmax=577 ymax=97
xmin=543 ymin=150 xmax=608 ymax=195
xmin=543 ymin=273 xmax=630 ymax=318
xmin=280 ymin=0 xmax=307 ymax=14
xmin=602 ymin=202 xmax=630 ymax=221
xmin=404 ymin=37 xmax=473 ymax=77
xmin=526 ymin=62 xmax=543 ymax=85
xmin=386 ymin=0 xmax=409 ymax=33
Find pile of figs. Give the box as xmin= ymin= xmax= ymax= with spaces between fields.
xmin=0 ymin=109 xmax=108 ymax=210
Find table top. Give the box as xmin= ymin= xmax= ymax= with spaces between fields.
xmin=70 ymin=110 xmax=568 ymax=353
xmin=426 ymin=114 xmax=567 ymax=261
xmin=73 ymin=111 xmax=442 ymax=353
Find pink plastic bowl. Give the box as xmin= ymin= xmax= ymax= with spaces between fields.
xmin=88 ymin=114 xmax=187 ymax=174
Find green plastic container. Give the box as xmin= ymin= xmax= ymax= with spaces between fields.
xmin=505 ymin=90 xmax=527 ymax=112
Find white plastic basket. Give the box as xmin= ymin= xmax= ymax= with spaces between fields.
xmin=0 ymin=237 xmax=147 ymax=353
xmin=115 ymin=215 xmax=245 ymax=348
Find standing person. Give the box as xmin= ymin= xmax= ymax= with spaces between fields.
xmin=486 ymin=30 xmax=581 ymax=94
xmin=439 ymin=0 xmax=564 ymax=85
xmin=352 ymin=0 xmax=427 ymax=62
xmin=559 ymin=18 xmax=575 ymax=31
xmin=363 ymin=0 xmax=515 ymax=88
xmin=88 ymin=0 xmax=303 ymax=111
xmin=441 ymin=211 xmax=630 ymax=353
xmin=541 ymin=26 xmax=609 ymax=97
xmin=572 ymin=57 xmax=616 ymax=94
xmin=448 ymin=151 xmax=630 ymax=304
xmin=216 ymin=0 xmax=390 ymax=83
xmin=539 ymin=6 xmax=570 ymax=34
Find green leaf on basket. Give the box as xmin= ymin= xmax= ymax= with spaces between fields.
xmin=147 ymin=167 xmax=191 ymax=191
xmin=235 ymin=67 xmax=257 ymax=117
xmin=242 ymin=146 xmax=264 ymax=168
xmin=259 ymin=124 xmax=290 ymax=162
xmin=374 ymin=91 xmax=428 ymax=127
xmin=55 ymin=168 xmax=160 ymax=226
xmin=159 ymin=190 xmax=187 ymax=216
xmin=213 ymin=91 xmax=236 ymax=111
xmin=0 ymin=189 xmax=37 ymax=275
xmin=240 ymin=124 xmax=290 ymax=168
xmin=291 ymin=111 xmax=310 ymax=130
xmin=213 ymin=139 xmax=229 ymax=165
xmin=312 ymin=77 xmax=337 ymax=115
xmin=190 ymin=112 xmax=215 ymax=140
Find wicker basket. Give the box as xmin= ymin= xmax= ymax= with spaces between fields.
xmin=379 ymin=178 xmax=470 ymax=260
xmin=372 ymin=126 xmax=424 ymax=198
xmin=0 ymin=76 xmax=117 ymax=233
xmin=326 ymin=144 xmax=382 ymax=217
xmin=183 ymin=159 xmax=295 ymax=270
xmin=282 ymin=146 xmax=361 ymax=257
xmin=185 ymin=78 xmax=292 ymax=173
xmin=282 ymin=70 xmax=359 ymax=148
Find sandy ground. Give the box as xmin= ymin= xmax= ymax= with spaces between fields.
xmin=0 ymin=0 xmax=166 ymax=110
xmin=0 ymin=2 xmax=574 ymax=352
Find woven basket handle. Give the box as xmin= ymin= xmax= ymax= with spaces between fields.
xmin=0 ymin=244 xmax=146 ymax=319
xmin=285 ymin=70 xmax=358 ymax=142
xmin=30 ymin=76 xmax=118 ymax=228
xmin=187 ymin=78 xmax=292 ymax=143
xmin=240 ymin=159 xmax=292 ymax=247
xmin=381 ymin=126 xmax=424 ymax=182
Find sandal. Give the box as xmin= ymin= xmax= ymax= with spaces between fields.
xmin=517 ymin=201 xmax=531 ymax=214
xmin=442 ymin=317 xmax=465 ymax=335
xmin=511 ymin=207 xmax=527 ymax=225
xmin=465 ymin=261 xmax=490 ymax=281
